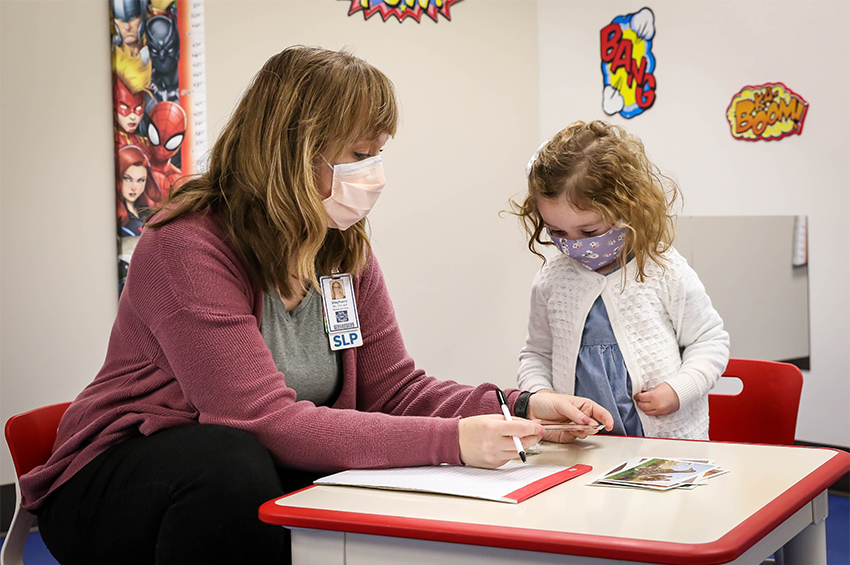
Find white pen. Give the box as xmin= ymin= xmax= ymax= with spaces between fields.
xmin=495 ymin=388 xmax=527 ymax=463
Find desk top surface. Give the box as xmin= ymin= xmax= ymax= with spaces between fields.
xmin=260 ymin=436 xmax=849 ymax=563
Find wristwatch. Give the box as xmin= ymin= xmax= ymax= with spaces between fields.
xmin=514 ymin=391 xmax=536 ymax=419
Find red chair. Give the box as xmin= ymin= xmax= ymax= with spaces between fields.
xmin=1 ymin=402 xmax=71 ymax=565
xmin=709 ymin=359 xmax=803 ymax=445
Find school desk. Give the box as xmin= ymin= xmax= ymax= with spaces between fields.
xmin=259 ymin=435 xmax=849 ymax=565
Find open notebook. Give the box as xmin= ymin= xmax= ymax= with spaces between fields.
xmin=313 ymin=461 xmax=592 ymax=504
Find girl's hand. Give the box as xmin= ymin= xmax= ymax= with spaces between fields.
xmin=458 ymin=415 xmax=544 ymax=468
xmin=634 ymin=383 xmax=680 ymax=416
xmin=527 ymin=391 xmax=614 ymax=443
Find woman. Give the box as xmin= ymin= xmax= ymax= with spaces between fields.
xmin=23 ymin=46 xmax=613 ymax=565
xmin=330 ymin=279 xmax=346 ymax=299
xmin=116 ymin=144 xmax=162 ymax=236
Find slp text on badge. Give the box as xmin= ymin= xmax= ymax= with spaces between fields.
xmin=332 ymin=333 xmax=360 ymax=348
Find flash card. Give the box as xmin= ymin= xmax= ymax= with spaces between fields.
xmin=541 ymin=422 xmax=605 ymax=432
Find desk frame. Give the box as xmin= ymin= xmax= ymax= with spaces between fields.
xmin=260 ymin=438 xmax=848 ymax=565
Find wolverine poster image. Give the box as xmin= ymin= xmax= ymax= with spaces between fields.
xmin=111 ymin=0 xmax=207 ymax=294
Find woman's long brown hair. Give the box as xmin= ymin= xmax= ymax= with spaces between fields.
xmin=147 ymin=46 xmax=399 ymax=298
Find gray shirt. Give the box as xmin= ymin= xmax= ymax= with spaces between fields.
xmin=260 ymin=288 xmax=341 ymax=406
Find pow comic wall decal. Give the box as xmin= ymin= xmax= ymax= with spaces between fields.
xmin=345 ymin=0 xmax=462 ymax=22
xmin=600 ymin=7 xmax=656 ymax=119
xmin=726 ymin=83 xmax=808 ymax=141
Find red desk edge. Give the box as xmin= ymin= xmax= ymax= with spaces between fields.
xmin=259 ymin=446 xmax=849 ymax=565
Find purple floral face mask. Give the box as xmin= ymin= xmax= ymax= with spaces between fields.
xmin=548 ymin=227 xmax=628 ymax=271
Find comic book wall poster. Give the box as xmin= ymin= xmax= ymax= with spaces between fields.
xmin=600 ymin=7 xmax=656 ymax=119
xmin=112 ymin=0 xmax=207 ymax=295
xmin=726 ymin=83 xmax=808 ymax=141
xmin=345 ymin=0 xmax=462 ymax=22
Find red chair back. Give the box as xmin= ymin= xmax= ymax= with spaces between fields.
xmin=709 ymin=359 xmax=803 ymax=445
xmin=5 ymin=401 xmax=71 ymax=478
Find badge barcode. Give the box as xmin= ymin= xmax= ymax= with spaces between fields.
xmin=334 ymin=322 xmax=357 ymax=330
xmin=335 ymin=311 xmax=349 ymax=323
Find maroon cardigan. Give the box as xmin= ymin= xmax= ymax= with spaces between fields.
xmin=21 ymin=211 xmax=516 ymax=510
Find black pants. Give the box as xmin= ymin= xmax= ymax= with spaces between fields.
xmin=38 ymin=424 xmax=324 ymax=565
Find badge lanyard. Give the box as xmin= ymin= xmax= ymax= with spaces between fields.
xmin=319 ymin=271 xmax=363 ymax=351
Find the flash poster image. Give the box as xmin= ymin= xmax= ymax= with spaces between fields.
xmin=111 ymin=0 xmax=207 ymax=295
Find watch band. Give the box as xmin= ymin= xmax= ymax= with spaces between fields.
xmin=514 ymin=391 xmax=536 ymax=419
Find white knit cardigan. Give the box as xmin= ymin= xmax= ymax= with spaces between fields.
xmin=518 ymin=247 xmax=730 ymax=439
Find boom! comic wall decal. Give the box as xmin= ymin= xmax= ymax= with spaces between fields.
xmin=600 ymin=7 xmax=657 ymax=119
xmin=111 ymin=0 xmax=208 ymax=296
xmin=726 ymin=82 xmax=808 ymax=141
xmin=344 ymin=0 xmax=462 ymax=22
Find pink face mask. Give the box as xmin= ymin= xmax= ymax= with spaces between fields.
xmin=322 ymin=155 xmax=385 ymax=231
xmin=548 ymin=227 xmax=628 ymax=271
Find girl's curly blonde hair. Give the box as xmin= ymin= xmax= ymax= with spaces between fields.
xmin=513 ymin=120 xmax=679 ymax=282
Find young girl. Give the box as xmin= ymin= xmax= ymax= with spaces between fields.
xmin=515 ymin=120 xmax=729 ymax=440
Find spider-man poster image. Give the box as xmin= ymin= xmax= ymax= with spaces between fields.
xmin=111 ymin=0 xmax=207 ymax=295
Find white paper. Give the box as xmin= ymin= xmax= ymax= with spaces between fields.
xmin=311 ymin=461 xmax=571 ymax=504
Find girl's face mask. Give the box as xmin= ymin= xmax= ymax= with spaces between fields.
xmin=322 ymin=155 xmax=385 ymax=231
xmin=548 ymin=227 xmax=628 ymax=271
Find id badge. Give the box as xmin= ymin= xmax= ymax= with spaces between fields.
xmin=319 ymin=274 xmax=363 ymax=351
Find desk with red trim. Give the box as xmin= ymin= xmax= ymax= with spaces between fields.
xmin=259 ymin=435 xmax=849 ymax=565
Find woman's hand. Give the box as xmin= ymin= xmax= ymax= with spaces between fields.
xmin=527 ymin=391 xmax=614 ymax=443
xmin=634 ymin=383 xmax=680 ymax=416
xmin=458 ymin=415 xmax=544 ymax=468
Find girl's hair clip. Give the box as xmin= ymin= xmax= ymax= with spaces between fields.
xmin=525 ymin=140 xmax=550 ymax=179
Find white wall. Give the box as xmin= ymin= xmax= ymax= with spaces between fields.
xmin=1 ymin=0 xmax=847 ymax=486
xmin=537 ymin=0 xmax=850 ymax=447
xmin=1 ymin=1 xmax=120 ymax=486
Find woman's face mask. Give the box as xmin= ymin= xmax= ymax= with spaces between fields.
xmin=548 ymin=227 xmax=628 ymax=271
xmin=322 ymin=155 xmax=385 ymax=231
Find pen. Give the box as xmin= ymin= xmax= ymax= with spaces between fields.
xmin=495 ymin=389 xmax=527 ymax=463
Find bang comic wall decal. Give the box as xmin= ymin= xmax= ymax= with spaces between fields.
xmin=600 ymin=7 xmax=657 ymax=119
